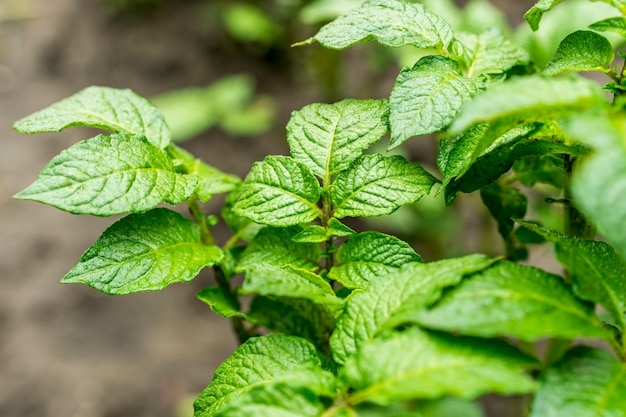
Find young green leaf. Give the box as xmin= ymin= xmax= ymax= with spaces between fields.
xmin=531 ymin=347 xmax=626 ymax=417
xmin=13 ymin=86 xmax=171 ymax=148
xmin=328 ymin=231 xmax=423 ymax=289
xmin=330 ymin=255 xmax=495 ymax=364
xmin=62 ymin=208 xmax=223 ymax=294
xmin=331 ymin=154 xmax=437 ymax=219
xmin=296 ymin=0 xmax=454 ymax=52
xmin=544 ymin=30 xmax=614 ymax=75
xmin=291 ymin=225 xmax=329 ymax=243
xmin=341 ymin=328 xmax=537 ymax=405
xmin=14 ymin=134 xmax=197 ymax=216
xmin=518 ymin=221 xmax=626 ymax=330
xmin=389 ymin=55 xmax=484 ymax=148
xmin=524 ymin=0 xmax=566 ymax=31
xmin=194 ymin=334 xmax=335 ymax=417
xmin=589 ymin=16 xmax=626 ymax=36
xmin=197 ymin=287 xmax=246 ymax=319
xmin=456 ymin=29 xmax=530 ymax=77
xmin=236 ymin=226 xmax=322 ymax=272
xmin=414 ymin=261 xmax=610 ymax=341
xmin=286 ymin=99 xmax=389 ymax=179
xmin=221 ymin=189 xmax=263 ymax=243
xmin=232 ymin=156 xmax=323 ymax=226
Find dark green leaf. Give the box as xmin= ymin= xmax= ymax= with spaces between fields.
xmin=15 ymin=134 xmax=197 ymax=216
xmin=456 ymin=29 xmax=529 ymax=77
xmin=328 ymin=231 xmax=423 ymax=289
xmin=389 ymin=55 xmax=484 ymax=148
xmin=286 ymin=99 xmax=389 ymax=179
xmin=524 ymin=0 xmax=566 ymax=31
xmin=544 ymin=30 xmax=614 ymax=75
xmin=531 ymin=347 xmax=626 ymax=417
xmin=14 ymin=86 xmax=170 ymax=148
xmin=62 ymin=208 xmax=223 ymax=294
xmin=215 ymin=384 xmax=324 ymax=417
xmin=589 ymin=16 xmax=626 ymax=36
xmin=331 ymin=154 xmax=437 ymax=219
xmin=480 ymin=183 xmax=527 ymax=240
xmin=232 ymin=156 xmax=322 ymax=226
xmin=513 ymin=154 xmax=566 ymax=188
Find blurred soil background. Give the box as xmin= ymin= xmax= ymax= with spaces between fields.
xmin=0 ymin=1 xmax=546 ymax=416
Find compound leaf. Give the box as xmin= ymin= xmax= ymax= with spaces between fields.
xmin=414 ymin=261 xmax=610 ymax=341
xmin=544 ymin=30 xmax=614 ymax=75
xmin=297 ymin=0 xmax=454 ymax=52
xmin=456 ymin=29 xmax=530 ymax=77
xmin=331 ymin=154 xmax=437 ymax=219
xmin=389 ymin=55 xmax=484 ymax=148
xmin=287 ymin=99 xmax=389 ymax=179
xmin=15 ymin=134 xmax=197 ymax=216
xmin=14 ymin=86 xmax=170 ymax=148
xmin=341 ymin=328 xmax=537 ymax=405
xmin=232 ymin=156 xmax=322 ymax=226
xmin=531 ymin=347 xmax=626 ymax=417
xmin=328 ymin=231 xmax=423 ymax=289
xmin=62 ymin=208 xmax=223 ymax=294
xmin=524 ymin=0 xmax=566 ymax=31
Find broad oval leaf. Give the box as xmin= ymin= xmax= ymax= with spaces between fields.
xmin=414 ymin=261 xmax=610 ymax=341
xmin=330 ymin=255 xmax=495 ymax=364
xmin=62 ymin=208 xmax=223 ymax=294
xmin=14 ymin=86 xmax=171 ymax=148
xmin=331 ymin=154 xmax=437 ymax=219
xmin=389 ymin=55 xmax=484 ymax=148
xmin=14 ymin=134 xmax=198 ymax=216
xmin=544 ymin=30 xmax=614 ymax=75
xmin=456 ymin=29 xmax=530 ymax=77
xmin=297 ymin=0 xmax=454 ymax=51
xmin=194 ymin=334 xmax=334 ymax=417
xmin=531 ymin=347 xmax=626 ymax=417
xmin=286 ymin=99 xmax=389 ymax=179
xmin=232 ymin=156 xmax=323 ymax=226
xmin=341 ymin=328 xmax=537 ymax=405
xmin=328 ymin=231 xmax=423 ymax=289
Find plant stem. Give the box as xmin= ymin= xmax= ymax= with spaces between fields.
xmin=187 ymin=196 xmax=215 ymax=246
xmin=562 ymin=155 xmax=595 ymax=240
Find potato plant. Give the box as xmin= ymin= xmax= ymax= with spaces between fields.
xmin=13 ymin=0 xmax=626 ymax=416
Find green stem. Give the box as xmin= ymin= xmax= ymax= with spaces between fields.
xmin=213 ymin=264 xmax=252 ymax=345
xmin=187 ymin=196 xmax=215 ymax=246
xmin=563 ymin=155 xmax=595 ymax=240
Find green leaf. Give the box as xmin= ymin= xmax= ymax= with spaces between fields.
xmin=291 ymin=225 xmax=328 ymax=243
xmin=513 ymin=154 xmax=566 ymax=188
xmin=297 ymin=0 xmax=454 ymax=52
xmin=236 ymin=226 xmax=321 ymax=272
xmin=480 ymin=183 xmax=527 ymax=240
xmin=197 ymin=287 xmax=246 ymax=319
xmin=328 ymin=218 xmax=356 ymax=237
xmin=221 ymin=189 xmax=263 ymax=243
xmin=232 ymin=156 xmax=322 ymax=226
xmin=194 ymin=334 xmax=333 ymax=417
xmin=544 ymin=30 xmax=614 ymax=75
xmin=328 ymin=231 xmax=423 ymax=289
xmin=389 ymin=56 xmax=484 ymax=148
xmin=331 ymin=154 xmax=437 ymax=219
xmin=524 ymin=0 xmax=566 ymax=31
xmin=589 ymin=16 xmax=626 ymax=36
xmin=341 ymin=328 xmax=537 ymax=405
xmin=330 ymin=255 xmax=495 ymax=364
xmin=517 ymin=221 xmax=626 ymax=330
xmin=456 ymin=29 xmax=530 ymax=77
xmin=62 ymin=208 xmax=223 ymax=294
xmin=167 ymin=144 xmax=240 ymax=202
xmin=531 ymin=347 xmax=626 ymax=417
xmin=241 ymin=264 xmax=342 ymax=308
xmin=215 ymin=384 xmax=324 ymax=417
xmin=286 ymin=99 xmax=389 ymax=179
xmin=15 ymin=134 xmax=197 ymax=216
xmin=414 ymin=261 xmax=610 ymax=341
xmin=14 ymin=86 xmax=171 ymax=148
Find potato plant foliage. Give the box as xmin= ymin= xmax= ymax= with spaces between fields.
xmin=13 ymin=0 xmax=626 ymax=415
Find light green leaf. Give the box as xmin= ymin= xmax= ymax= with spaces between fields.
xmin=286 ymin=99 xmax=389 ymax=179
xmin=215 ymin=384 xmax=324 ymax=417
xmin=236 ymin=226 xmax=321 ymax=272
xmin=389 ymin=55 xmax=484 ymax=148
xmin=330 ymin=255 xmax=495 ymax=364
xmin=15 ymin=134 xmax=197 ymax=216
xmin=328 ymin=231 xmax=423 ymax=289
xmin=544 ymin=30 xmax=614 ymax=75
xmin=232 ymin=156 xmax=322 ymax=226
xmin=531 ymin=347 xmax=626 ymax=417
xmin=62 ymin=208 xmax=223 ymax=294
xmin=414 ymin=261 xmax=610 ymax=341
xmin=341 ymin=328 xmax=537 ymax=405
xmin=297 ymin=0 xmax=454 ymax=52
xmin=456 ymin=29 xmax=529 ymax=77
xmin=167 ymin=144 xmax=240 ymax=202
xmin=518 ymin=221 xmax=626 ymax=330
xmin=14 ymin=86 xmax=170 ymax=148
xmin=241 ymin=264 xmax=342 ymax=308
xmin=221 ymin=189 xmax=263 ymax=243
xmin=292 ymin=225 xmax=328 ymax=243
xmin=524 ymin=0 xmax=566 ymax=31
xmin=328 ymin=218 xmax=356 ymax=237
xmin=197 ymin=286 xmax=246 ymax=319
xmin=589 ymin=16 xmax=626 ymax=36
xmin=194 ymin=334 xmax=333 ymax=417
xmin=331 ymin=154 xmax=437 ymax=219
